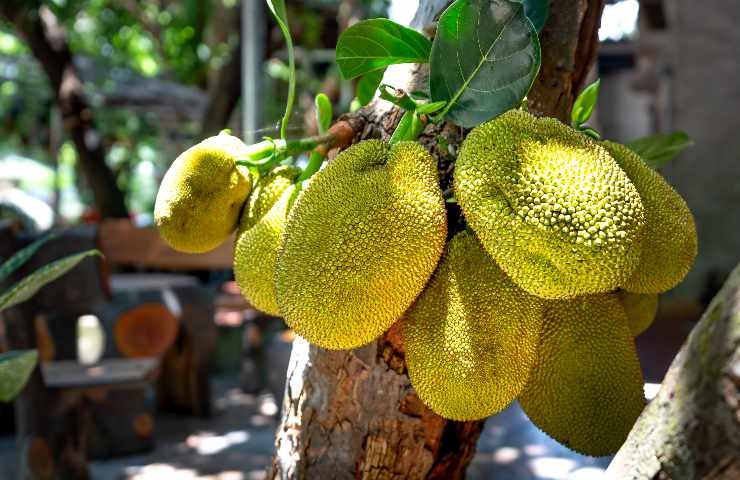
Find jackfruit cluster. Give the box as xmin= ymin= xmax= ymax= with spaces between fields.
xmin=454 ymin=110 xmax=645 ymax=299
xmin=154 ymin=106 xmax=697 ymax=458
xmin=404 ymin=231 xmax=544 ymax=420
xmin=275 ymin=140 xmax=447 ymax=349
xmin=234 ymin=166 xmax=301 ymax=315
xmin=155 ymin=132 xmax=252 ymax=253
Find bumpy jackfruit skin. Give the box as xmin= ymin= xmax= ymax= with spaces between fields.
xmin=155 ymin=133 xmax=252 ymax=253
xmin=518 ymin=294 xmax=645 ymax=456
xmin=617 ymin=290 xmax=659 ymax=336
xmin=404 ymin=231 xmax=544 ymax=421
xmin=234 ymin=166 xmax=301 ymax=315
xmin=275 ymin=140 xmax=447 ymax=350
xmin=454 ymin=110 xmax=645 ymax=299
xmin=603 ymin=141 xmax=698 ymax=294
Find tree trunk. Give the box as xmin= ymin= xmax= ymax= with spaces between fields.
xmin=0 ymin=3 xmax=128 ymax=219
xmin=607 ymin=263 xmax=740 ymax=479
xmin=270 ymin=1 xmax=605 ymax=479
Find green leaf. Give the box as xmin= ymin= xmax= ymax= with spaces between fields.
xmin=357 ymin=69 xmax=385 ymax=106
xmin=571 ymin=78 xmax=601 ymax=128
xmin=416 ymin=101 xmax=448 ymax=115
xmin=315 ymin=93 xmax=333 ymax=134
xmin=625 ymin=132 xmax=694 ymax=170
xmin=336 ymin=19 xmax=432 ymax=80
xmin=519 ymin=0 xmax=549 ymax=32
xmin=430 ymin=0 xmax=541 ymax=128
xmin=0 ymin=234 xmax=56 ymax=283
xmin=0 ymin=250 xmax=101 ymax=311
xmin=0 ymin=350 xmax=37 ymax=402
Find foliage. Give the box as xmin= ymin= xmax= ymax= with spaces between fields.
xmin=626 ymin=132 xmax=694 ymax=170
xmin=0 ymin=234 xmax=100 ymax=401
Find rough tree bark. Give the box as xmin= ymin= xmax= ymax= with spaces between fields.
xmin=607 ymin=263 xmax=740 ymax=480
xmin=270 ymin=1 xmax=605 ymax=479
xmin=0 ymin=2 xmax=128 ymax=219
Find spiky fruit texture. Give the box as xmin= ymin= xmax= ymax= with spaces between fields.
xmin=603 ymin=141 xmax=698 ymax=294
xmin=234 ymin=166 xmax=301 ymax=315
xmin=404 ymin=231 xmax=544 ymax=420
xmin=617 ymin=290 xmax=659 ymax=336
xmin=519 ymin=294 xmax=645 ymax=456
xmin=275 ymin=140 xmax=447 ymax=350
xmin=155 ymin=133 xmax=252 ymax=253
xmin=454 ymin=110 xmax=645 ymax=299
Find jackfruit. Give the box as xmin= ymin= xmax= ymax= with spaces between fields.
xmin=617 ymin=290 xmax=658 ymax=336
xmin=603 ymin=141 xmax=697 ymax=294
xmin=234 ymin=166 xmax=301 ymax=315
xmin=404 ymin=231 xmax=544 ymax=420
xmin=155 ymin=133 xmax=252 ymax=253
xmin=454 ymin=110 xmax=645 ymax=299
xmin=518 ymin=294 xmax=645 ymax=456
xmin=275 ymin=140 xmax=447 ymax=350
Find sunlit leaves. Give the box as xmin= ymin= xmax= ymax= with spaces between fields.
xmin=336 ymin=19 xmax=432 ymax=79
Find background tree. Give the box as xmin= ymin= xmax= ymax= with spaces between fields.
xmin=270 ymin=1 xmax=607 ymax=478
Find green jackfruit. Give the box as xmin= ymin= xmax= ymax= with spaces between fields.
xmin=155 ymin=133 xmax=252 ymax=253
xmin=603 ymin=141 xmax=697 ymax=294
xmin=275 ymin=140 xmax=447 ymax=350
xmin=234 ymin=166 xmax=301 ymax=315
xmin=454 ymin=110 xmax=645 ymax=299
xmin=519 ymin=294 xmax=645 ymax=456
xmin=617 ymin=290 xmax=658 ymax=336
xmin=404 ymin=231 xmax=544 ymax=421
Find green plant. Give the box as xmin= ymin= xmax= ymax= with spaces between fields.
xmin=0 ymin=234 xmax=100 ymax=402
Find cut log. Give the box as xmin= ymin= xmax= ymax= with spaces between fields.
xmin=114 ymin=303 xmax=179 ymax=359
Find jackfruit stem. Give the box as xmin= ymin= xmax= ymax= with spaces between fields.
xmin=235 ymin=133 xmax=336 ymax=169
xmin=298 ymin=150 xmax=326 ymax=182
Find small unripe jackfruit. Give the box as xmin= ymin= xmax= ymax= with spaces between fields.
xmin=617 ymin=290 xmax=658 ymax=336
xmin=275 ymin=140 xmax=447 ymax=350
xmin=518 ymin=294 xmax=645 ymax=456
xmin=155 ymin=133 xmax=252 ymax=253
xmin=404 ymin=231 xmax=544 ymax=420
xmin=454 ymin=110 xmax=645 ymax=299
xmin=603 ymin=141 xmax=697 ymax=294
xmin=234 ymin=166 xmax=301 ymax=315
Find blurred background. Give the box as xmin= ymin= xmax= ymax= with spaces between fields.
xmin=0 ymin=0 xmax=738 ymax=479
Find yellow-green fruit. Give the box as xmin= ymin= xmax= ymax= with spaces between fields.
xmin=155 ymin=133 xmax=252 ymax=253
xmin=617 ymin=290 xmax=659 ymax=336
xmin=234 ymin=166 xmax=301 ymax=315
xmin=275 ymin=140 xmax=447 ymax=350
xmin=404 ymin=231 xmax=544 ymax=421
xmin=519 ymin=294 xmax=645 ymax=456
xmin=603 ymin=141 xmax=698 ymax=294
xmin=454 ymin=110 xmax=646 ymax=299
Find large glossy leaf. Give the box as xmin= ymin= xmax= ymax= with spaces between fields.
xmin=0 ymin=250 xmax=101 ymax=311
xmin=0 ymin=234 xmax=56 ymax=283
xmin=626 ymin=132 xmax=694 ymax=170
xmin=336 ymin=19 xmax=432 ymax=80
xmin=0 ymin=350 xmax=38 ymax=402
xmin=430 ymin=0 xmax=541 ymax=128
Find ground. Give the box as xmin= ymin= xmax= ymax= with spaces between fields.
xmin=0 ymin=372 xmax=611 ymax=480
